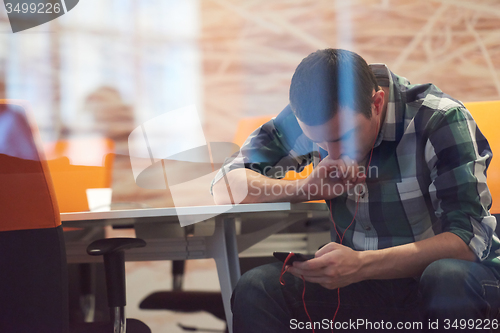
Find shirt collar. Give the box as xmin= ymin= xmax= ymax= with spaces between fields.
xmin=369 ymin=63 xmax=405 ymax=146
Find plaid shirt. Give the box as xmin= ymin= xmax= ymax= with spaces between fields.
xmin=212 ymin=64 xmax=500 ymax=265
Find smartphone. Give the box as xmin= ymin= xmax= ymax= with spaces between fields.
xmin=273 ymin=251 xmax=314 ymax=264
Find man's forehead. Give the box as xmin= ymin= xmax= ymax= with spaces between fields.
xmin=298 ymin=111 xmax=365 ymax=142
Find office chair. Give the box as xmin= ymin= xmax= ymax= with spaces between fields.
xmin=464 ymin=101 xmax=500 ymax=212
xmin=464 ymin=101 xmax=500 ymax=234
xmin=44 ymin=137 xmax=116 ymax=322
xmin=0 ymin=100 xmax=150 ymax=333
xmin=44 ymin=137 xmax=115 ymax=213
xmin=139 ymin=258 xmax=227 ymax=332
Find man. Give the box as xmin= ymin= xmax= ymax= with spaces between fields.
xmin=211 ymin=49 xmax=500 ymax=332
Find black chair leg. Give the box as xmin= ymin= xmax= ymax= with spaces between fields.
xmin=172 ymin=260 xmax=185 ymax=291
xmin=79 ymin=263 xmax=96 ymax=322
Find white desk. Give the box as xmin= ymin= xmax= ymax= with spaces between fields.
xmin=61 ymin=202 xmax=330 ymax=332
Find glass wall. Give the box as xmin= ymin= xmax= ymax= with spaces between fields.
xmin=1 ymin=0 xmax=500 ymax=209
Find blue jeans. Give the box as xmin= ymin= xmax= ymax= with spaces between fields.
xmin=231 ymin=259 xmax=500 ymax=332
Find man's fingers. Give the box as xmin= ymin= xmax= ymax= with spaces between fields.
xmin=288 ymin=268 xmax=324 ymax=278
xmin=315 ymin=242 xmax=342 ymax=257
xmin=317 ymin=155 xmax=368 ymax=183
xmin=320 ymin=155 xmax=363 ymax=183
xmin=341 ymin=155 xmax=363 ymax=183
xmin=288 ymin=264 xmax=328 ymax=278
xmin=292 ymin=255 xmax=330 ymax=271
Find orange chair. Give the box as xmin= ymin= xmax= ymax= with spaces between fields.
xmin=43 ymin=138 xmax=115 ymax=213
xmin=464 ymin=100 xmax=500 ymax=214
xmin=0 ymin=100 xmax=149 ymax=333
xmin=232 ymin=115 xmax=276 ymax=148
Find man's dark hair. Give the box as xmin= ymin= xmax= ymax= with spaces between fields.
xmin=289 ymin=49 xmax=379 ymax=126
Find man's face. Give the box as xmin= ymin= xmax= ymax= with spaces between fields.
xmin=297 ymin=107 xmax=379 ymax=165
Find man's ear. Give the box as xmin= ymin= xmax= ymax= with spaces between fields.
xmin=372 ymin=89 xmax=385 ymax=116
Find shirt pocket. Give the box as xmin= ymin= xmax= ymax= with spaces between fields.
xmin=375 ymin=178 xmax=432 ymax=228
xmin=376 ymin=178 xmax=423 ymax=200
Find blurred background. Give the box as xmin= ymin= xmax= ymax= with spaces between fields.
xmin=2 ymin=0 xmax=500 ymax=331
xmin=1 ymin=0 xmax=500 ymax=207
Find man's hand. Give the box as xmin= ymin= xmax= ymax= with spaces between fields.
xmin=298 ymin=155 xmax=366 ymax=201
xmin=287 ymin=242 xmax=364 ymax=289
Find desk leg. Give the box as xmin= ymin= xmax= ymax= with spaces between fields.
xmin=207 ymin=217 xmax=241 ymax=333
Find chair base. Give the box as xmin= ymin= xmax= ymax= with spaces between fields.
xmin=140 ymin=290 xmax=226 ymax=321
xmin=70 ymin=318 xmax=151 ymax=333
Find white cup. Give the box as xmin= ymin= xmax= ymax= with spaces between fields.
xmin=86 ymin=188 xmax=113 ymax=212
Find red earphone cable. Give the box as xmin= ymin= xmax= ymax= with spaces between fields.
xmin=281 ymin=116 xmax=380 ymax=332
xmin=280 ymin=252 xmax=316 ymax=333
xmin=329 ymin=116 xmax=379 ymax=329
xmin=279 ymin=253 xmax=295 ymax=286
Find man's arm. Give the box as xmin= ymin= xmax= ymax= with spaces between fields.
xmin=360 ymin=231 xmax=476 ymax=279
xmin=212 ymin=155 xmax=366 ymax=204
xmin=289 ymin=232 xmax=475 ymax=290
xmin=212 ymin=168 xmax=306 ymax=204
xmin=210 ymin=105 xmax=315 ymax=204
